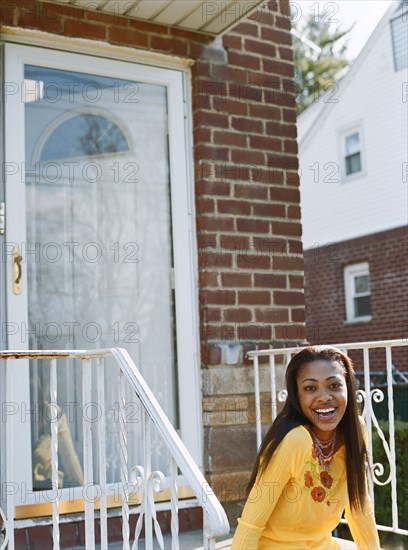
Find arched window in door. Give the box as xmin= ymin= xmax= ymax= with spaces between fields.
xmin=37 ymin=112 xmax=131 ymax=162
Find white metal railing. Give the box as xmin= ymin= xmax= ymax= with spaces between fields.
xmin=0 ymin=348 xmax=230 ymax=549
xmin=247 ymin=339 xmax=408 ymax=538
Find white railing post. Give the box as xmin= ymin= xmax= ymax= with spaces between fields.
xmin=119 ymin=370 xmax=130 ymax=550
xmin=82 ymin=357 xmax=95 ymax=550
xmin=269 ymin=353 xmax=277 ymax=422
xmin=5 ymin=359 xmax=14 ymax=550
xmin=362 ymin=348 xmax=374 ymax=502
xmin=97 ymin=357 xmax=108 ymax=549
xmin=253 ymin=355 xmax=262 ymax=450
xmin=385 ymin=346 xmax=398 ymax=531
xmin=50 ymin=358 xmax=60 ymax=550
xmin=170 ymin=456 xmax=179 ymax=550
xmin=143 ymin=410 xmax=153 ymax=548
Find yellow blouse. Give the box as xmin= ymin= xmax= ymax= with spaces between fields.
xmin=231 ymin=423 xmax=380 ymax=549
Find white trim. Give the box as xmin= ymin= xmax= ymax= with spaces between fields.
xmin=339 ymin=123 xmax=365 ymax=182
xmin=0 ymin=26 xmax=195 ymax=69
xmin=343 ymin=262 xmax=372 ymax=323
xmin=4 ymin=43 xmax=202 ymax=505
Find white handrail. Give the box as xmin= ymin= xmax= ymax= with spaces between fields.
xmin=0 ymin=348 xmax=230 ymax=548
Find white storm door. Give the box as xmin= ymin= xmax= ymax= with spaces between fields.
xmin=4 ymin=43 xmax=201 ymax=505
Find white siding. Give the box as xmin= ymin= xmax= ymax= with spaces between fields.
xmin=298 ymin=2 xmax=408 ymax=249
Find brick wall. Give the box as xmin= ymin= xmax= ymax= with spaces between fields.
xmin=1 ymin=0 xmax=305 ymax=527
xmin=304 ymin=226 xmax=408 ymax=372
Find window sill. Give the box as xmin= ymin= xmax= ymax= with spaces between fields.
xmin=344 ymin=316 xmax=372 ymax=325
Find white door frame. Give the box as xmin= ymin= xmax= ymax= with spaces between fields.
xmin=3 ymin=43 xmax=202 ymax=505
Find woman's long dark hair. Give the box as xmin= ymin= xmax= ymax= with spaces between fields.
xmin=247 ymin=346 xmax=367 ymax=512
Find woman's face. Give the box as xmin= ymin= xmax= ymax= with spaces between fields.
xmin=296 ymin=360 xmax=348 ymax=440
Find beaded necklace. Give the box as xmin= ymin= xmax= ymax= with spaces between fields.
xmin=309 ymin=429 xmax=337 ymax=472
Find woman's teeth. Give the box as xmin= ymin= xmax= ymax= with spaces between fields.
xmin=314 ymin=408 xmax=336 ymax=419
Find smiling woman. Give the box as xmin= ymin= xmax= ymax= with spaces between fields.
xmin=231 ymin=346 xmax=381 ymax=550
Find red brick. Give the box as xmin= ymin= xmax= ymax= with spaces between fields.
xmin=64 ymin=19 xmax=106 ymax=39
xmin=264 ymin=59 xmax=294 ymax=77
xmin=43 ymin=2 xmax=84 ymax=18
xmin=255 ymin=308 xmax=289 ymax=322
xmin=59 ymin=523 xmax=78 ymax=547
xmin=238 ymin=323 xmax=271 ymax=340
xmin=130 ymin=19 xmax=171 ymax=34
xmin=202 ymin=290 xmax=236 ymax=305
xmin=224 ymin=308 xmax=252 ymax=322
xmin=250 ymin=135 xmax=282 ymax=151
xmin=85 ymin=9 xmax=126 ymax=26
xmin=199 ymin=251 xmax=233 ymax=268
xmin=283 ymin=109 xmax=297 ymax=123
xmin=275 ymin=14 xmax=291 ymax=30
xmin=228 ymin=52 xmax=260 ymax=70
xmin=223 ymin=35 xmax=242 ymax=49
xmin=231 ymin=117 xmax=263 ymax=133
xmin=218 ymin=199 xmax=251 ymax=215
xmin=288 ymin=240 xmax=303 ymax=254
xmin=292 ymin=308 xmax=306 ymax=322
xmin=197 ymin=112 xmax=229 ymax=128
xmin=235 ymin=185 xmax=268 ymax=200
xmin=261 ymin=27 xmax=293 ymax=45
xmin=279 ymin=46 xmax=293 ymax=61
xmin=220 ymin=235 xmax=250 ymax=250
xmin=221 ymin=273 xmax=252 ymax=287
xmin=288 ymin=205 xmax=301 ymax=219
xmin=196 ymin=197 xmax=215 ymax=214
xmin=202 ymin=344 xmax=222 ymax=365
xmin=252 ymin=167 xmax=285 ymax=185
xmin=108 ymin=26 xmax=149 ymax=47
xmin=274 ymin=291 xmax=304 ymax=306
xmin=238 ymin=291 xmax=271 ymax=305
xmin=273 ymin=256 xmax=304 ymax=271
xmin=237 ymin=254 xmax=271 ymax=269
xmin=270 ymin=187 xmax=300 ymax=203
xmin=14 ymin=529 xmax=28 ymax=549
xmin=196 ymin=180 xmax=231 ymax=197
xmin=236 ymin=218 xmax=269 ymax=233
xmin=196 ymin=79 xmax=227 ymax=96
xmin=272 ymin=221 xmax=302 ymax=237
xmin=199 ymin=271 xmax=219 ymax=287
xmin=284 ymin=139 xmax=298 ymax=154
xmin=252 ymin=203 xmax=286 ymax=218
xmin=254 ymin=274 xmax=286 ymax=288
xmin=193 ymin=61 xmax=212 ymax=78
xmin=202 ymin=307 xmax=222 ymax=322
xmin=286 ymin=171 xmax=300 ymax=186
xmin=275 ymin=324 xmax=306 ymax=340
xmin=266 ymin=122 xmax=297 ymax=139
xmin=195 ymin=145 xmax=229 ymax=161
xmin=213 ymin=131 xmax=247 ymax=147
xmin=254 ymin=237 xmax=286 ymax=254
xmin=188 ymin=507 xmax=204 ymax=530
xmin=213 ymin=97 xmax=247 ymax=116
xmin=19 ymin=9 xmax=62 ymax=33
xmin=203 ymin=323 xmax=236 ymax=341
xmin=194 ymin=127 xmax=212 ymax=144
xmin=245 ymin=39 xmax=276 ymax=57
xmin=289 ymin=274 xmax=304 ymax=288
xmin=28 ymin=525 xmax=52 ymax=550
xmin=212 ymin=66 xmax=248 ymax=82
xmin=231 ymin=149 xmax=264 ymax=164
xmin=171 ymin=27 xmax=210 ymax=42
xmin=233 ymin=21 xmax=259 ymax=36
xmin=197 ymin=216 xmax=234 ymax=232
xmin=268 ymin=154 xmax=298 ymax=170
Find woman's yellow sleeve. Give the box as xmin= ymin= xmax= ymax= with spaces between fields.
xmin=230 ymin=428 xmax=306 ymax=550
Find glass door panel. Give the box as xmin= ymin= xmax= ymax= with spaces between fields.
xmin=24 ymin=65 xmax=178 ymax=488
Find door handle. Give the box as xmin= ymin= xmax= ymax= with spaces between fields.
xmin=12 ymin=246 xmax=22 ymax=295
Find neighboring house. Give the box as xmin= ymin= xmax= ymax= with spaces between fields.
xmin=0 ymin=0 xmax=305 ymax=546
xmin=298 ymin=0 xmax=408 ymax=375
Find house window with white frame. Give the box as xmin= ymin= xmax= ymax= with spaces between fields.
xmin=344 ymin=263 xmax=372 ymax=322
xmin=390 ymin=3 xmax=408 ymax=72
xmin=344 ymin=131 xmax=362 ymax=176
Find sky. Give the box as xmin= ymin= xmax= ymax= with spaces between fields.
xmin=293 ymin=0 xmax=393 ymax=61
